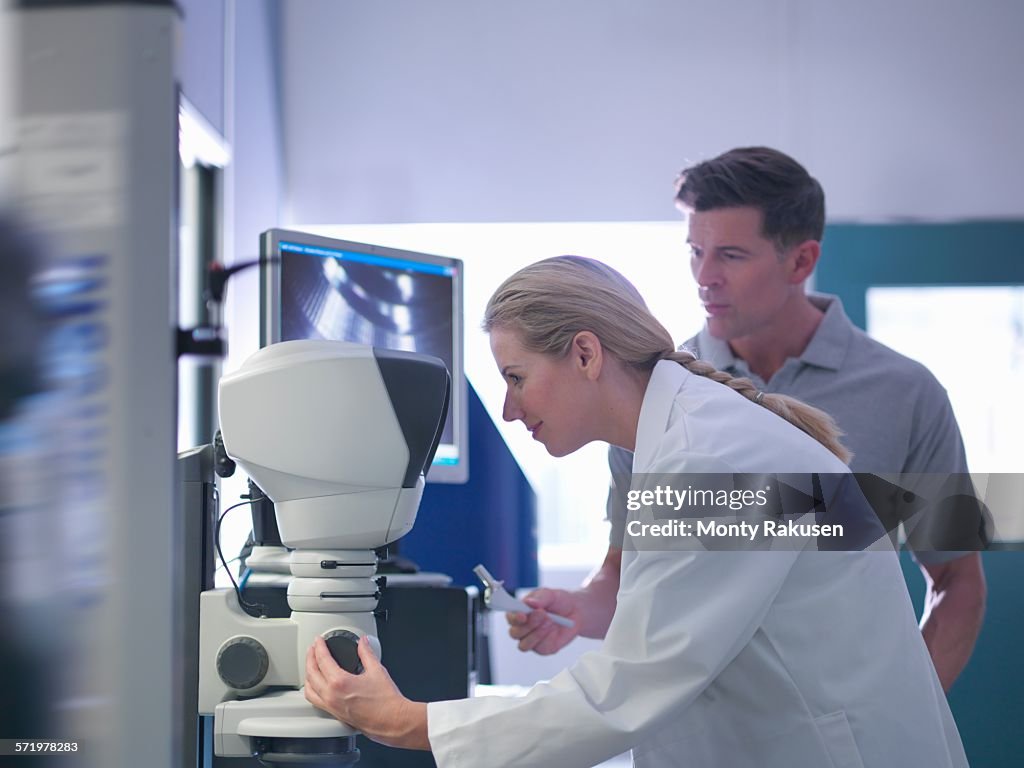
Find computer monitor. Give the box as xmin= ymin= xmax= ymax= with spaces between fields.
xmin=259 ymin=228 xmax=468 ymax=483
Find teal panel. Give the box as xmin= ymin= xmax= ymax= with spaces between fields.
xmin=818 ymin=220 xmax=1024 ymax=329
xmin=819 ymin=221 xmax=1024 ymax=768
xmin=901 ymin=551 xmax=1024 ymax=768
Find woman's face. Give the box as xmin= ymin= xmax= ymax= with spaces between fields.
xmin=489 ymin=327 xmax=596 ymax=457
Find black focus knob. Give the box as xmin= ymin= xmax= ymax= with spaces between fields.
xmin=216 ymin=636 xmax=269 ymax=690
xmin=324 ymin=630 xmax=364 ymax=675
xmin=212 ymin=430 xmax=236 ymax=478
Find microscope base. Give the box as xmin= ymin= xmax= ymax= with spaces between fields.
xmin=215 ymin=689 xmax=358 ymax=759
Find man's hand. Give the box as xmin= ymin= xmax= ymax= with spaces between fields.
xmin=304 ymin=635 xmax=430 ymax=750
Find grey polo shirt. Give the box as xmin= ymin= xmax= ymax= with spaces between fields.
xmin=607 ymin=293 xmax=971 ymax=563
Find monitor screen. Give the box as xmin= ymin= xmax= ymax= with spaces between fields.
xmin=259 ymin=228 xmax=468 ymax=483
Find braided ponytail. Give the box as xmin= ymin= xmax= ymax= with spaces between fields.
xmin=664 ymin=350 xmax=851 ymax=464
xmin=485 ymin=256 xmax=851 ymax=464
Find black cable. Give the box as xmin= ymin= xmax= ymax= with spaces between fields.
xmin=206 ymin=256 xmax=279 ymax=304
xmin=216 ymin=494 xmax=268 ymax=617
xmin=215 ymin=555 xmax=240 ymax=571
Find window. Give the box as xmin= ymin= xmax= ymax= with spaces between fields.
xmin=868 ymin=285 xmax=1024 ymax=540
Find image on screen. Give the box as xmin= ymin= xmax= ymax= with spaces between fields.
xmin=260 ymin=230 xmax=467 ymax=483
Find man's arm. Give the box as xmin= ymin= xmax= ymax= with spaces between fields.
xmin=919 ymin=553 xmax=986 ymax=691
xmin=904 ymin=379 xmax=987 ymax=691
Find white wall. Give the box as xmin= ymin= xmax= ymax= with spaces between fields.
xmin=224 ymin=0 xmax=285 ymax=378
xmin=178 ymin=0 xmax=227 ymax=134
xmin=280 ymin=0 xmax=1024 ymax=224
xmin=793 ymin=0 xmax=1024 ymax=221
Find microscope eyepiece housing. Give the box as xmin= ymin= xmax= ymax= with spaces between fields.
xmin=201 ymin=340 xmax=451 ymax=761
xmin=217 ymin=340 xmax=450 ymax=548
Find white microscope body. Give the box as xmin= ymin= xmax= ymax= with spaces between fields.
xmin=198 ymin=340 xmax=450 ymax=765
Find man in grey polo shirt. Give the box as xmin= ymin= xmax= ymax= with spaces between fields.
xmin=506 ymin=146 xmax=986 ymax=692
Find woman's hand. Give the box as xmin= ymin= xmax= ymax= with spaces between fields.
xmin=303 ymin=635 xmax=430 ymax=750
xmin=508 ymin=548 xmax=621 ymax=654
xmin=506 ymin=588 xmax=583 ymax=654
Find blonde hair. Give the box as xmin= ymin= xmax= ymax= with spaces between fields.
xmin=484 ymin=255 xmax=851 ymax=464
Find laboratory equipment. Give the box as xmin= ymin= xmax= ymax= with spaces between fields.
xmin=198 ymin=340 xmax=449 ymax=765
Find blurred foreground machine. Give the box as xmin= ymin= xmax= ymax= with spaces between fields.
xmin=198 ymin=340 xmax=452 ymax=766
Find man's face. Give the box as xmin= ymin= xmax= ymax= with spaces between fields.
xmin=687 ymin=206 xmax=800 ymax=341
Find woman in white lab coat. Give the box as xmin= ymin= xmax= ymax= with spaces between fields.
xmin=303 ymin=255 xmax=968 ymax=768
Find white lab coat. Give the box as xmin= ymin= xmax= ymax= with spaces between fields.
xmin=427 ymin=361 xmax=967 ymax=767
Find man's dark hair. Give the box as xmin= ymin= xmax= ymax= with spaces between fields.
xmin=675 ymin=147 xmax=825 ymax=250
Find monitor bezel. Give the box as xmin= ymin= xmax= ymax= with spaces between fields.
xmin=259 ymin=227 xmax=469 ymax=484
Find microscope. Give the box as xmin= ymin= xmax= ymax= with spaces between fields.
xmin=198 ymin=340 xmax=450 ymax=765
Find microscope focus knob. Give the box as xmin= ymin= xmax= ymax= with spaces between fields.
xmin=216 ymin=635 xmax=269 ymax=690
xmin=324 ymin=630 xmax=364 ymax=675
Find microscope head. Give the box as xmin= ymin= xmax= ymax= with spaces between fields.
xmin=218 ymin=340 xmax=450 ymax=549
